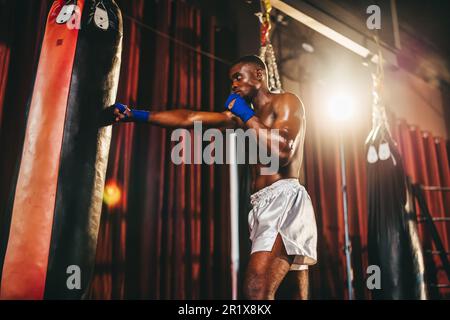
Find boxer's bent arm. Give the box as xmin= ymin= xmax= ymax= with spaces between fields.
xmin=148 ymin=109 xmax=240 ymax=129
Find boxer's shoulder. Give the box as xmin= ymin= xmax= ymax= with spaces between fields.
xmin=271 ymin=92 xmax=304 ymax=118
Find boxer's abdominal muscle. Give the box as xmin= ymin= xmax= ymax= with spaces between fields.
xmin=249 ymin=101 xmax=305 ymax=193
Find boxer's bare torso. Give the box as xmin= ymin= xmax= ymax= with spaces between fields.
xmin=225 ymin=60 xmax=306 ymax=193
xmin=247 ymin=93 xmax=306 ymax=192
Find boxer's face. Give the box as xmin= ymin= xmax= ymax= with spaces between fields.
xmin=229 ymin=63 xmax=263 ymax=100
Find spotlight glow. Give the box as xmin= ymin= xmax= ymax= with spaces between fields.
xmin=327 ymin=93 xmax=355 ymax=122
xmin=103 ymin=181 xmax=121 ymax=207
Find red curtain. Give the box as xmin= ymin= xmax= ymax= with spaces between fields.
xmin=393 ymin=119 xmax=450 ymax=298
xmin=0 ymin=0 xmax=12 ymax=126
xmin=87 ymin=0 xmax=232 ymax=299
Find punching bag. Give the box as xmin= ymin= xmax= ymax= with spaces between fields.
xmin=365 ymin=49 xmax=426 ymax=299
xmin=366 ymin=127 xmax=427 ymax=299
xmin=0 ymin=0 xmax=122 ymax=299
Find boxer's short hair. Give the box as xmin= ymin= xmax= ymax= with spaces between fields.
xmin=233 ymin=55 xmax=268 ymax=75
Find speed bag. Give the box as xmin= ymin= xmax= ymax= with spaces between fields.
xmin=0 ymin=0 xmax=122 ymax=299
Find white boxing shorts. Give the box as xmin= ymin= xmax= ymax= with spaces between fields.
xmin=248 ymin=178 xmax=317 ymax=270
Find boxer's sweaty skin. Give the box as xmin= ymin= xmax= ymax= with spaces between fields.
xmin=112 ymin=59 xmax=309 ymax=299
xmin=243 ymin=91 xmax=305 ymax=193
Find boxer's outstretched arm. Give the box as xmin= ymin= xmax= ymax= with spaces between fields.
xmin=149 ymin=109 xmax=240 ymax=129
xmin=113 ymin=104 xmax=241 ymax=129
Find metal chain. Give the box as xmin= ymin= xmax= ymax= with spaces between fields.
xmin=258 ymin=0 xmax=283 ymax=92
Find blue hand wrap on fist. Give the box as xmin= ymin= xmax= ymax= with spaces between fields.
xmin=115 ymin=103 xmax=128 ymax=114
xmin=114 ymin=103 xmax=149 ymax=123
xmin=224 ymin=93 xmax=255 ymax=123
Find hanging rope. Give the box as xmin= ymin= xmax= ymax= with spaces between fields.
xmin=367 ymin=35 xmax=392 ymax=145
xmin=257 ymin=0 xmax=283 ymax=92
xmin=366 ymin=35 xmax=397 ymax=165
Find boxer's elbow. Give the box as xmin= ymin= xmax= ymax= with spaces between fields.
xmin=179 ymin=110 xmax=196 ymax=128
xmin=277 ymin=140 xmax=294 ymax=167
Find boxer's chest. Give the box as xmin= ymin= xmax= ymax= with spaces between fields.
xmin=254 ymin=106 xmax=276 ymax=128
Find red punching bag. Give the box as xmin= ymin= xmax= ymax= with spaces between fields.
xmin=0 ymin=0 xmax=122 ymax=299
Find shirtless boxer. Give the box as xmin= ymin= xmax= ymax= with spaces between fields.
xmin=111 ymin=55 xmax=317 ymax=300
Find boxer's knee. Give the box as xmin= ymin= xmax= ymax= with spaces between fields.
xmin=243 ymin=272 xmax=274 ymax=300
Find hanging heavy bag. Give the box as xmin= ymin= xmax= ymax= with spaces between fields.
xmin=366 ymin=126 xmax=427 ymax=299
xmin=0 ymin=0 xmax=122 ymax=299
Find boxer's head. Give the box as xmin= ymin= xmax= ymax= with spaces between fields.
xmin=229 ymin=55 xmax=268 ymax=101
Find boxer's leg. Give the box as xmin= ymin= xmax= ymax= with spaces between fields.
xmin=287 ymin=270 xmax=309 ymax=300
xmin=244 ymin=234 xmax=292 ymax=300
xmin=275 ymin=269 xmax=309 ymax=300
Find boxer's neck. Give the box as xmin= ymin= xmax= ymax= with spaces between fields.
xmin=252 ymin=87 xmax=271 ymax=110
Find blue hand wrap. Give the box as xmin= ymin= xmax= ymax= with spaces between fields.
xmin=115 ymin=103 xmax=128 ymax=114
xmin=131 ymin=110 xmax=150 ymax=122
xmin=114 ymin=103 xmax=149 ymax=123
xmin=224 ymin=93 xmax=255 ymax=123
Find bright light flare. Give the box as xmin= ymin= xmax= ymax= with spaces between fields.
xmin=327 ymin=93 xmax=355 ymax=122
xmin=103 ymin=180 xmax=121 ymax=207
